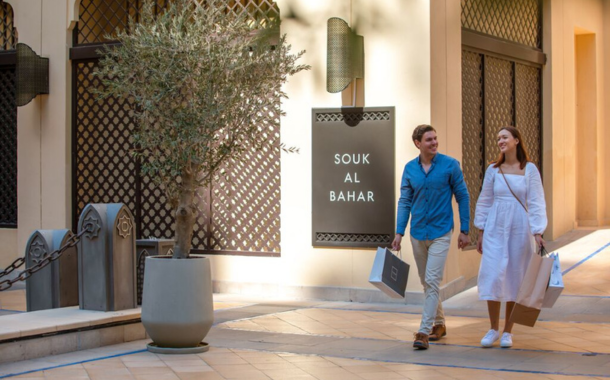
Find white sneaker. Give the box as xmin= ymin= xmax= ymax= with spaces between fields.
xmin=500 ymin=332 xmax=513 ymax=348
xmin=481 ymin=329 xmax=500 ymax=347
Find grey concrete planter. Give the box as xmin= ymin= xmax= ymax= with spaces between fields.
xmin=141 ymin=255 xmax=213 ymax=353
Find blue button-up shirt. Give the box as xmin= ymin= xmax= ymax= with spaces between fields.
xmin=396 ymin=153 xmax=470 ymax=240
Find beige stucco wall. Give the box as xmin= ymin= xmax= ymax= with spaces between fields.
xmin=0 ymin=0 xmax=71 ymax=267
xmin=575 ymin=33 xmax=599 ymax=225
xmin=2 ymin=0 xmax=43 ymax=267
xmin=0 ymin=230 xmax=17 ymax=267
xmin=40 ymin=0 xmax=72 ymax=234
xmin=0 ymin=0 xmax=479 ymax=299
xmin=543 ymin=0 xmax=606 ymax=240
xmin=604 ymin=0 xmax=610 ymax=226
xmin=208 ymin=0 xmax=442 ymax=298
xmin=7 ymin=0 xmax=609 ymax=301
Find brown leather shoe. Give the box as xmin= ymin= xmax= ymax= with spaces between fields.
xmin=413 ymin=332 xmax=429 ymax=350
xmin=429 ymin=324 xmax=447 ymax=341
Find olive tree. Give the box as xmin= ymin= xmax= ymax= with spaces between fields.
xmin=95 ymin=0 xmax=308 ymax=258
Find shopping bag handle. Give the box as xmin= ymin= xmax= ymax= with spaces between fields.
xmin=394 ymin=249 xmax=403 ymax=261
xmin=538 ymin=246 xmax=548 ymax=257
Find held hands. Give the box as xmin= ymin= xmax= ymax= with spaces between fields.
xmin=458 ymin=232 xmax=470 ymax=250
xmin=391 ymin=234 xmax=403 ymax=251
xmin=393 ymin=233 xmax=470 ymax=251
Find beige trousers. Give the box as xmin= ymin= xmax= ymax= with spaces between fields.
xmin=410 ymin=230 xmax=452 ymax=334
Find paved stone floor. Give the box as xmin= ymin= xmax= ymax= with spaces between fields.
xmin=0 ymin=228 xmax=609 ymax=379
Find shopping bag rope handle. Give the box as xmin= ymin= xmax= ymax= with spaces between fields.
xmin=393 ymin=249 xmax=402 ymax=260
xmin=538 ymin=246 xmax=548 ymax=257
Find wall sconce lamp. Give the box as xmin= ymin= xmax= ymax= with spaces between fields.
xmin=16 ymin=43 xmax=49 ymax=107
xmin=326 ymin=17 xmax=364 ymax=105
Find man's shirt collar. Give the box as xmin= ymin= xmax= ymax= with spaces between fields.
xmin=417 ymin=153 xmax=439 ymax=165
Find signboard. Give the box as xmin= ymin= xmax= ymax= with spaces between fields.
xmin=312 ymin=107 xmax=395 ymax=248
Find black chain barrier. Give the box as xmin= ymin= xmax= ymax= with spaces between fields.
xmin=0 ymin=256 xmax=26 ymax=279
xmin=0 ymin=229 xmax=88 ymax=292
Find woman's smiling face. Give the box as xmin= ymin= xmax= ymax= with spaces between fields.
xmin=497 ymin=128 xmax=518 ymax=154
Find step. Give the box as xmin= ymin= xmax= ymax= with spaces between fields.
xmin=0 ymin=307 xmax=143 ymax=364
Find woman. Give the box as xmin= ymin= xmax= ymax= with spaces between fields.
xmin=474 ymin=126 xmax=547 ymax=348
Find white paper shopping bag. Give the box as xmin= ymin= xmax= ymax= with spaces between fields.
xmin=542 ymin=252 xmax=564 ymax=308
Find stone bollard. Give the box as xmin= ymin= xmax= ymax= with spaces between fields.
xmin=135 ymin=238 xmax=174 ymax=305
xmin=78 ymin=203 xmax=137 ymax=311
xmin=25 ymin=229 xmax=78 ymax=311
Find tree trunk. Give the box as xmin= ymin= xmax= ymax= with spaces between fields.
xmin=173 ymin=163 xmax=197 ymax=259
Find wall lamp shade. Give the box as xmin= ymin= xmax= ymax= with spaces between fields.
xmin=327 ymin=17 xmax=363 ymax=93
xmin=16 ymin=43 xmax=49 ymax=107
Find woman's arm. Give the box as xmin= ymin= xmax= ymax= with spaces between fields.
xmin=526 ymin=163 xmax=548 ymax=236
xmin=474 ymin=165 xmax=496 ymax=231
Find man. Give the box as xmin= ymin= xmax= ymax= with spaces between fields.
xmin=392 ymin=124 xmax=470 ymax=350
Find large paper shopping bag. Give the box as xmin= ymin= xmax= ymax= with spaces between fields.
xmin=510 ymin=247 xmax=553 ymax=327
xmin=369 ymin=247 xmax=409 ymax=299
xmin=542 ymin=253 xmax=564 ymax=308
xmin=510 ymin=303 xmax=542 ymax=327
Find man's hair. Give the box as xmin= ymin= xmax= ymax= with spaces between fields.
xmin=412 ymin=124 xmax=436 ymax=143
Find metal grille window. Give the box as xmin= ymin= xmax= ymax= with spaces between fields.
xmin=0 ymin=1 xmax=17 ymax=228
xmin=461 ymin=0 xmax=542 ymax=48
xmin=72 ymin=0 xmax=281 ymax=256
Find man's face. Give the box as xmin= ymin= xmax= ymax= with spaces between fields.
xmin=415 ymin=131 xmax=438 ymax=155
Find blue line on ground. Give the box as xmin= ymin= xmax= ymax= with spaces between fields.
xmin=562 ymin=241 xmax=610 ymax=276
xmin=560 ymin=294 xmax=610 ymax=299
xmin=0 ymin=309 xmax=24 ymax=313
xmin=0 ymin=349 xmax=147 ymax=379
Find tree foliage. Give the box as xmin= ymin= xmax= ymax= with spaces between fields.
xmin=94 ymin=0 xmax=309 ymax=258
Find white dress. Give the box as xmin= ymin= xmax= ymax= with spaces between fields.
xmin=474 ymin=162 xmax=547 ymax=302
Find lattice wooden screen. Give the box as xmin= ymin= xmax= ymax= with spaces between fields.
xmin=73 ymin=0 xmax=281 ymax=255
xmin=76 ymin=0 xmax=278 ymax=45
xmin=207 ymin=141 xmax=281 ymax=253
xmin=0 ymin=67 xmax=16 ymax=228
xmin=461 ymin=0 xmax=542 ymax=48
xmin=515 ymin=63 xmax=542 ymax=169
xmin=73 ymin=60 xmax=139 ymax=221
xmin=484 ymin=56 xmax=514 ymax=165
xmin=0 ymin=1 xmax=17 ymax=50
xmin=461 ymin=50 xmax=542 ymax=246
xmin=226 ymin=0 xmax=279 ymax=28
xmin=76 ymin=0 xmax=166 ymax=45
